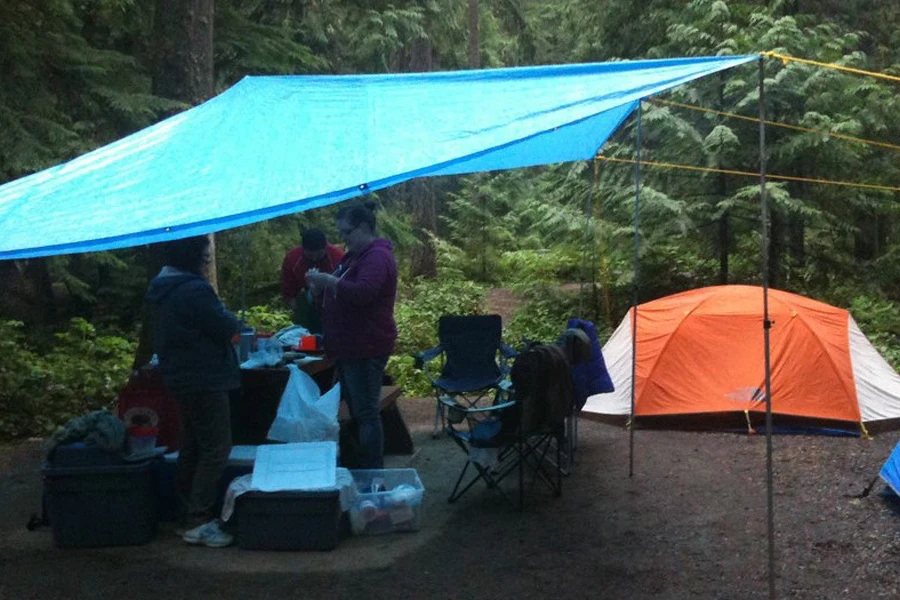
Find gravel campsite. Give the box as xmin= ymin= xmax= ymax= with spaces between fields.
xmin=2 ymin=397 xmax=900 ymax=600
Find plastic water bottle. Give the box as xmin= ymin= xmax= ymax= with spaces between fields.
xmin=358 ymin=500 xmax=379 ymax=522
xmin=390 ymin=484 xmax=418 ymax=505
xmin=239 ymin=327 xmax=256 ymax=362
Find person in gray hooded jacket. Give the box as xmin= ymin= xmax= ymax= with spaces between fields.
xmin=145 ymin=235 xmax=240 ymax=548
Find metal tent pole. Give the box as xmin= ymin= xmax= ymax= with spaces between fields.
xmin=629 ymin=101 xmax=642 ymax=479
xmin=240 ymin=227 xmax=249 ymax=317
xmin=579 ymin=160 xmax=596 ymax=318
xmin=572 ymin=160 xmax=600 ymax=464
xmin=758 ymin=55 xmax=777 ymax=600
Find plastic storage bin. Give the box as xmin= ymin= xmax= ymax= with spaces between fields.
xmin=48 ymin=442 xmax=124 ymax=467
xmin=236 ymin=490 xmax=341 ymax=550
xmin=349 ymin=469 xmax=424 ymax=535
xmin=42 ymin=460 xmax=157 ymax=547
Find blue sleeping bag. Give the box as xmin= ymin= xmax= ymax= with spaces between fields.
xmin=567 ymin=318 xmax=614 ymax=410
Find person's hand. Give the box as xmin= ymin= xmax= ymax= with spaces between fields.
xmin=307 ymin=268 xmax=333 ymax=292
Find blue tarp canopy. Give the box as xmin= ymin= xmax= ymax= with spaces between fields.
xmin=880 ymin=442 xmax=900 ymax=496
xmin=0 ymin=55 xmax=756 ymax=259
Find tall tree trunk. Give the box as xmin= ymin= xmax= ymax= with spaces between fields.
xmin=410 ymin=180 xmax=438 ymax=278
xmin=854 ymin=212 xmax=879 ymax=261
xmin=153 ymin=0 xmax=215 ymax=106
xmin=718 ymin=207 xmax=730 ymax=285
xmin=0 ymin=259 xmax=56 ymax=325
xmin=784 ymin=181 xmax=805 ymax=286
xmin=768 ymin=209 xmax=783 ymax=290
xmin=468 ymin=0 xmax=480 ymax=69
xmin=402 ymin=36 xmax=438 ymax=278
xmin=153 ymin=0 xmax=216 ymax=289
xmin=788 ymin=215 xmax=805 ymax=281
xmin=134 ymin=0 xmax=216 ymax=368
xmin=715 ymin=74 xmax=729 ymax=285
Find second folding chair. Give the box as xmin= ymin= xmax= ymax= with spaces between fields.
xmin=440 ymin=342 xmax=573 ymax=509
xmin=414 ymin=314 xmax=518 ymax=437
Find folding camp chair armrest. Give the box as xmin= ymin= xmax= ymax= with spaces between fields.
xmin=439 ymin=396 xmax=516 ymax=413
xmin=498 ymin=343 xmax=519 ymax=376
xmin=413 ymin=345 xmax=444 ymax=370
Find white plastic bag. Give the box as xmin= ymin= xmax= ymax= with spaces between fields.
xmin=239 ymin=337 xmax=284 ymax=369
xmin=267 ymin=364 xmax=340 ymax=443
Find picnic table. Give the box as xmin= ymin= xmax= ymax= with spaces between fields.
xmin=232 ymin=361 xmax=414 ymax=457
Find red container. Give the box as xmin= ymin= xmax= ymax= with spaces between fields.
xmin=298 ymin=336 xmax=319 ymax=351
xmin=127 ymin=426 xmax=159 ymax=456
xmin=128 ymin=426 xmax=158 ymax=437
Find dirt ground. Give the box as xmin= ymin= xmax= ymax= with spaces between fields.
xmin=2 ymin=396 xmax=900 ymax=600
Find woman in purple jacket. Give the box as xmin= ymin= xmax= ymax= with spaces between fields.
xmin=307 ymin=202 xmax=398 ymax=468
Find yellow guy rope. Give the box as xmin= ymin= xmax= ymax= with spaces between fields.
xmin=859 ymin=421 xmax=872 ymax=440
xmin=596 ymin=155 xmax=900 ymax=194
xmin=649 ymin=97 xmax=900 ymax=153
xmin=763 ymin=51 xmax=900 ymax=85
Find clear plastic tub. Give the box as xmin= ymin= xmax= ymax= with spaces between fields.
xmin=348 ymin=469 xmax=424 ymax=535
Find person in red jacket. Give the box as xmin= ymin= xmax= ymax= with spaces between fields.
xmin=307 ymin=202 xmax=398 ymax=468
xmin=280 ymin=228 xmax=344 ymax=333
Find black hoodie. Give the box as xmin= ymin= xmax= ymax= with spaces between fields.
xmin=145 ymin=267 xmax=241 ymax=395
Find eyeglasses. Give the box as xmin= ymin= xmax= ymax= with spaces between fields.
xmin=338 ymin=224 xmax=359 ymax=238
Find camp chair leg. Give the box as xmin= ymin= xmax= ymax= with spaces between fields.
xmin=513 ymin=434 xmax=563 ymax=498
xmin=560 ymin=414 xmax=578 ymax=473
xmin=556 ymin=433 xmax=562 ymax=497
xmin=519 ymin=438 xmax=524 ymax=511
xmin=446 ymin=430 xmax=491 ymax=503
xmin=448 ymin=460 xmax=473 ymax=503
xmin=432 ymin=401 xmax=443 ymax=438
xmin=448 ymin=456 xmax=516 ymax=507
xmin=526 ymin=438 xmax=556 ymax=490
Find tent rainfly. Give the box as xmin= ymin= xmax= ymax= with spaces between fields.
xmin=0 ymin=55 xmax=756 ymax=260
xmin=584 ymin=285 xmax=900 ymax=433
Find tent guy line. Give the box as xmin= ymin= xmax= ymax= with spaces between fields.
xmin=763 ymin=50 xmax=900 ymax=84
xmin=596 ymin=155 xmax=900 ymax=194
xmin=648 ymin=97 xmax=900 ymax=152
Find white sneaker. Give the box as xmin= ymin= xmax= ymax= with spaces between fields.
xmin=182 ymin=519 xmax=234 ymax=548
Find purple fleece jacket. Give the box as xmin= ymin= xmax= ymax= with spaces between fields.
xmin=321 ymin=238 xmax=398 ymax=360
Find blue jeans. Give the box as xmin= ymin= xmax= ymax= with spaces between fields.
xmin=338 ymin=356 xmax=388 ymax=469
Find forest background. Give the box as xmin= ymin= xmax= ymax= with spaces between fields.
xmin=2 ymin=0 xmax=899 ymax=440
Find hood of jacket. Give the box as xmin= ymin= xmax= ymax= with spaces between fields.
xmin=146 ymin=267 xmax=204 ymax=305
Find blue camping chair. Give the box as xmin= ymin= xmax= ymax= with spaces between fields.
xmin=414 ymin=315 xmax=518 ymax=437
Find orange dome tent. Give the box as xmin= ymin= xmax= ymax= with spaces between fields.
xmin=583 ymin=285 xmax=900 ymax=432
